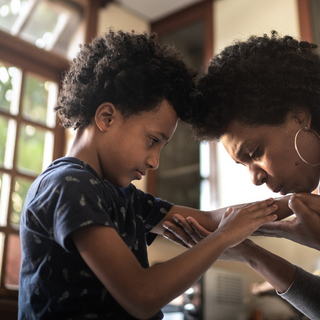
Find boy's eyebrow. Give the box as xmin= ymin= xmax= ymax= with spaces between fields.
xmin=156 ymin=131 xmax=170 ymax=142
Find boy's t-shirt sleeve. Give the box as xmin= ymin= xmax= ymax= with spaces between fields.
xmin=26 ymin=168 xmax=115 ymax=252
xmin=132 ymin=185 xmax=174 ymax=245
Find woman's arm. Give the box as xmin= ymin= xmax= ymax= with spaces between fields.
xmin=165 ymin=215 xmax=320 ymax=319
xmin=72 ymin=199 xmax=277 ymax=319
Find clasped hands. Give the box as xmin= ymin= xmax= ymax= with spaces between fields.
xmin=162 ymin=193 xmax=320 ymax=251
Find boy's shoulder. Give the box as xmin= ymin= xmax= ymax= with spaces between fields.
xmin=44 ymin=157 xmax=101 ymax=181
xmin=31 ymin=157 xmax=104 ymax=196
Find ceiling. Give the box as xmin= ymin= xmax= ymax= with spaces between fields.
xmin=114 ymin=0 xmax=204 ymax=22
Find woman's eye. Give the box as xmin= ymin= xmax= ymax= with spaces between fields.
xmin=250 ymin=147 xmax=261 ymax=160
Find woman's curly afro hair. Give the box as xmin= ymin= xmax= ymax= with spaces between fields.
xmin=55 ymin=29 xmax=197 ymax=130
xmin=193 ymin=31 xmax=320 ymax=141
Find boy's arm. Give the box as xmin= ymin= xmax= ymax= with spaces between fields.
xmin=164 ymin=215 xmax=296 ymax=293
xmin=72 ymin=199 xmax=277 ymax=319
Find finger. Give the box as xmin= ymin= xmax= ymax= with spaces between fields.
xmin=162 ymin=220 xmax=196 ymax=248
xmin=223 ymin=207 xmax=233 ymax=218
xmin=172 ymin=214 xmax=202 ymax=243
xmin=289 ymin=194 xmax=314 ymax=220
xmin=186 ymin=217 xmax=211 ymax=240
xmin=250 ymin=202 xmax=278 ymax=218
xmin=246 ymin=198 xmax=275 ymax=212
xmin=294 ymin=193 xmax=320 ymax=211
xmin=163 ymin=231 xmax=189 ymax=249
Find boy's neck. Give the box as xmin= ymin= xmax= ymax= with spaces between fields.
xmin=67 ymin=127 xmax=104 ymax=179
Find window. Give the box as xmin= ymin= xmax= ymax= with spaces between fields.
xmin=0 ymin=0 xmax=83 ymax=59
xmin=0 ymin=56 xmax=63 ymax=297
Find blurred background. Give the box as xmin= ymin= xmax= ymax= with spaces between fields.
xmin=0 ymin=0 xmax=319 ymax=319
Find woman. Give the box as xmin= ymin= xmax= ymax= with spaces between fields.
xmin=164 ymin=31 xmax=320 ymax=319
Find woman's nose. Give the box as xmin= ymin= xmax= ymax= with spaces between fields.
xmin=249 ymin=165 xmax=267 ymax=186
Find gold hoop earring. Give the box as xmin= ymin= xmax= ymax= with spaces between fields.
xmin=294 ymin=127 xmax=320 ymax=166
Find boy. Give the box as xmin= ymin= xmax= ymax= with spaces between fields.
xmin=19 ymin=30 xmax=279 ymax=319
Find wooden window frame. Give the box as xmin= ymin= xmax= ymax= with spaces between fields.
xmin=149 ymin=0 xmax=216 ymax=203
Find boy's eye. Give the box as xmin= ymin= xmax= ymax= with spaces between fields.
xmin=150 ymin=138 xmax=158 ymax=145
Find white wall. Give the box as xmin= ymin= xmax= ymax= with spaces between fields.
xmin=98 ymin=2 xmax=150 ymax=35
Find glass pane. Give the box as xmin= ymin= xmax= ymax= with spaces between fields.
xmin=0 ymin=0 xmax=31 ymax=32
xmin=0 ymin=173 xmax=10 ymax=226
xmin=0 ymin=116 xmax=16 ymax=169
xmin=22 ymin=72 xmax=57 ymax=127
xmin=11 ymin=176 xmax=32 ymax=228
xmin=0 ymin=232 xmax=4 ymax=281
xmin=0 ymin=116 xmax=9 ymax=165
xmin=4 ymin=234 xmax=21 ymax=288
xmin=20 ymin=0 xmax=76 ymax=51
xmin=0 ymin=61 xmax=21 ymax=113
xmin=17 ymin=123 xmax=47 ymax=174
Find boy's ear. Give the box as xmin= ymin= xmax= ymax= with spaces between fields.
xmin=95 ymin=102 xmax=117 ymax=131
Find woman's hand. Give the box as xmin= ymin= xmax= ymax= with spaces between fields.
xmin=257 ymin=193 xmax=320 ymax=250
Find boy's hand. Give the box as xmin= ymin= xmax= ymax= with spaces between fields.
xmin=163 ymin=198 xmax=278 ymax=249
xmin=164 ymin=213 xmax=257 ymax=264
xmin=211 ymin=199 xmax=277 ymax=248
xmin=257 ymin=193 xmax=320 ymax=250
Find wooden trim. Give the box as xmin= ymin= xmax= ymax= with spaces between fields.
xmin=151 ymin=0 xmax=212 ymax=38
xmin=0 ymin=30 xmax=70 ymax=80
xmin=297 ymin=0 xmax=313 ymax=42
xmin=83 ymin=0 xmax=100 ymax=43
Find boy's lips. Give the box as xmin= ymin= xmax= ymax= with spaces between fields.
xmin=135 ymin=170 xmax=146 ymax=179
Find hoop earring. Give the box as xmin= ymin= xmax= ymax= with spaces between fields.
xmin=294 ymin=127 xmax=320 ymax=166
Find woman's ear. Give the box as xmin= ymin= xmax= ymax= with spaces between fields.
xmin=291 ymin=108 xmax=311 ymax=127
xmin=95 ymin=102 xmax=116 ymax=131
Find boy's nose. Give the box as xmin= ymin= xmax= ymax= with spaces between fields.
xmin=147 ymin=152 xmax=160 ymax=170
xmin=249 ymin=165 xmax=267 ymax=186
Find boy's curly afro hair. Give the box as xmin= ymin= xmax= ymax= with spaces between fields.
xmin=55 ymin=29 xmax=197 ymax=130
xmin=193 ymin=31 xmax=320 ymax=141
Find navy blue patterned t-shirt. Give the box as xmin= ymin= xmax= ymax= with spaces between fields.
xmin=18 ymin=157 xmax=173 ymax=320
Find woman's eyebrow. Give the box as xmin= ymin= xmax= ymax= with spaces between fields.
xmin=235 ymin=142 xmax=245 ymax=159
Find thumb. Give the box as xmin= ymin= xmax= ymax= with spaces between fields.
xmin=223 ymin=207 xmax=233 ymax=219
xmin=288 ymin=194 xmax=310 ymax=220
